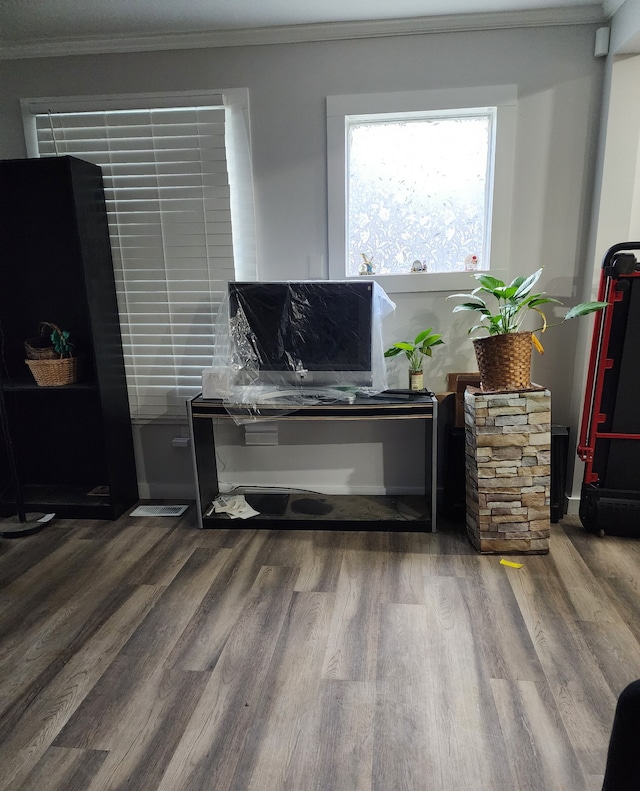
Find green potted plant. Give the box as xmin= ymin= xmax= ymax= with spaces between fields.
xmin=25 ymin=322 xmax=78 ymax=387
xmin=384 ymin=328 xmax=444 ymax=391
xmin=448 ymin=268 xmax=607 ymax=391
xmin=50 ymin=325 xmax=75 ymax=358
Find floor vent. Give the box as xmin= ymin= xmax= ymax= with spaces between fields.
xmin=129 ymin=505 xmax=189 ymax=517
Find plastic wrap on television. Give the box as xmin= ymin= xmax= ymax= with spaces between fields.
xmin=202 ymin=280 xmax=395 ymax=422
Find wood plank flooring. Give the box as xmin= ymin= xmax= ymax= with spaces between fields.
xmin=1 ymin=510 xmax=639 ymax=791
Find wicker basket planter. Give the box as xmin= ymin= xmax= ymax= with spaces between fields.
xmin=24 ymin=321 xmax=78 ymax=386
xmin=25 ymin=356 xmax=78 ymax=387
xmin=24 ymin=341 xmax=57 ymax=360
xmin=24 ymin=321 xmax=60 ymax=360
xmin=472 ymin=331 xmax=532 ymax=392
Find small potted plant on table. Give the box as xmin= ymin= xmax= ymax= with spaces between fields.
xmin=384 ymin=328 xmax=444 ymax=391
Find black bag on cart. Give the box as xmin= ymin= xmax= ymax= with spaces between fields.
xmin=578 ymin=242 xmax=640 ymax=537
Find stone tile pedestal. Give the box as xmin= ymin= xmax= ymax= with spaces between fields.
xmin=464 ymin=387 xmax=551 ymax=554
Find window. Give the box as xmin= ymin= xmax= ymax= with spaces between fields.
xmin=327 ymin=86 xmax=517 ymax=292
xmin=347 ymin=109 xmax=494 ymax=276
xmin=21 ymin=89 xmax=256 ymax=420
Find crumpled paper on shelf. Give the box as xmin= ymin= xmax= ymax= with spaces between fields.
xmin=212 ymin=494 xmax=260 ymax=520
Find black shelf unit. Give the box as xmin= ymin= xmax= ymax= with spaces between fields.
xmin=0 ymin=155 xmax=138 ymax=519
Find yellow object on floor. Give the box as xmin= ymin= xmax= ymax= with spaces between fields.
xmin=500 ymin=559 xmax=524 ymax=569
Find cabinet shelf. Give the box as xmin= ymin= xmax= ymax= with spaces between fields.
xmin=0 ymin=483 xmax=115 ymax=519
xmin=2 ymin=380 xmax=98 ymax=392
xmin=201 ymin=492 xmax=432 ymax=530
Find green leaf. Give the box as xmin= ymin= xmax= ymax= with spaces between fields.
xmin=508 ymin=275 xmax=528 ymax=290
xmin=563 ymin=301 xmax=608 ymax=320
xmin=521 ymin=296 xmax=563 ymax=308
xmin=512 ymin=268 xmax=543 ymax=300
xmin=468 ymin=323 xmax=492 ymax=335
xmin=452 ymin=303 xmax=490 ymax=314
xmin=502 ymin=285 xmax=520 ymax=299
xmin=491 ymin=286 xmax=513 ymax=300
xmin=446 ymin=292 xmax=484 ymax=302
xmin=421 ymin=337 xmax=443 ymax=351
xmin=474 ymin=274 xmax=506 ymax=292
xmin=414 ymin=329 xmax=433 ymax=344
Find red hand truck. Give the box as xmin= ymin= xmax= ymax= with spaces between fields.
xmin=578 ymin=242 xmax=640 ymax=536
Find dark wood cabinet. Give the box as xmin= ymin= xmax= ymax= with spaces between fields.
xmin=0 ymin=155 xmax=138 ymax=519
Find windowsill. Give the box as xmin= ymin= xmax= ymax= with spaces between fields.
xmin=341 ymin=268 xmax=508 ymax=294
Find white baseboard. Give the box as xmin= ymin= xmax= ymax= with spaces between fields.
xmin=565 ymin=495 xmax=580 ymax=516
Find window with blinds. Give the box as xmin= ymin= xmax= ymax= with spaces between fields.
xmin=21 ymin=90 xmax=255 ymax=420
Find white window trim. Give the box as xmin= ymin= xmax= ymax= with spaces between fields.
xmin=327 ymin=85 xmax=517 ymax=293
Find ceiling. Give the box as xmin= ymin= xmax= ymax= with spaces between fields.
xmin=0 ymin=0 xmax=614 ymax=59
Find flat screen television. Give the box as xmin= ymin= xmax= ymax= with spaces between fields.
xmin=228 ymin=281 xmax=375 ymax=388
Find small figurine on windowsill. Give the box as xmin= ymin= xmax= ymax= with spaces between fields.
xmin=359 ymin=253 xmax=375 ymax=275
xmin=411 ymin=259 xmax=427 ymax=273
xmin=464 ymin=254 xmax=479 ymax=272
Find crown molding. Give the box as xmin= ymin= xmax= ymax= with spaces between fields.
xmin=602 ymin=0 xmax=624 ymax=16
xmin=0 ymin=5 xmax=607 ymax=61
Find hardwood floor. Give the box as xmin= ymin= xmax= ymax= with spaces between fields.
xmin=1 ymin=510 xmax=639 ymax=790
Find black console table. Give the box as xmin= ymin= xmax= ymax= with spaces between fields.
xmin=187 ymin=393 xmax=437 ymax=531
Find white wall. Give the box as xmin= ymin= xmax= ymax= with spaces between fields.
xmin=564 ymin=0 xmax=640 ymax=513
xmin=610 ymin=0 xmax=640 ymax=53
xmin=0 ymin=23 xmax=605 ymax=498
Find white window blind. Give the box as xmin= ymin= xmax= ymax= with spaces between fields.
xmin=22 ymin=91 xmax=255 ymax=420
